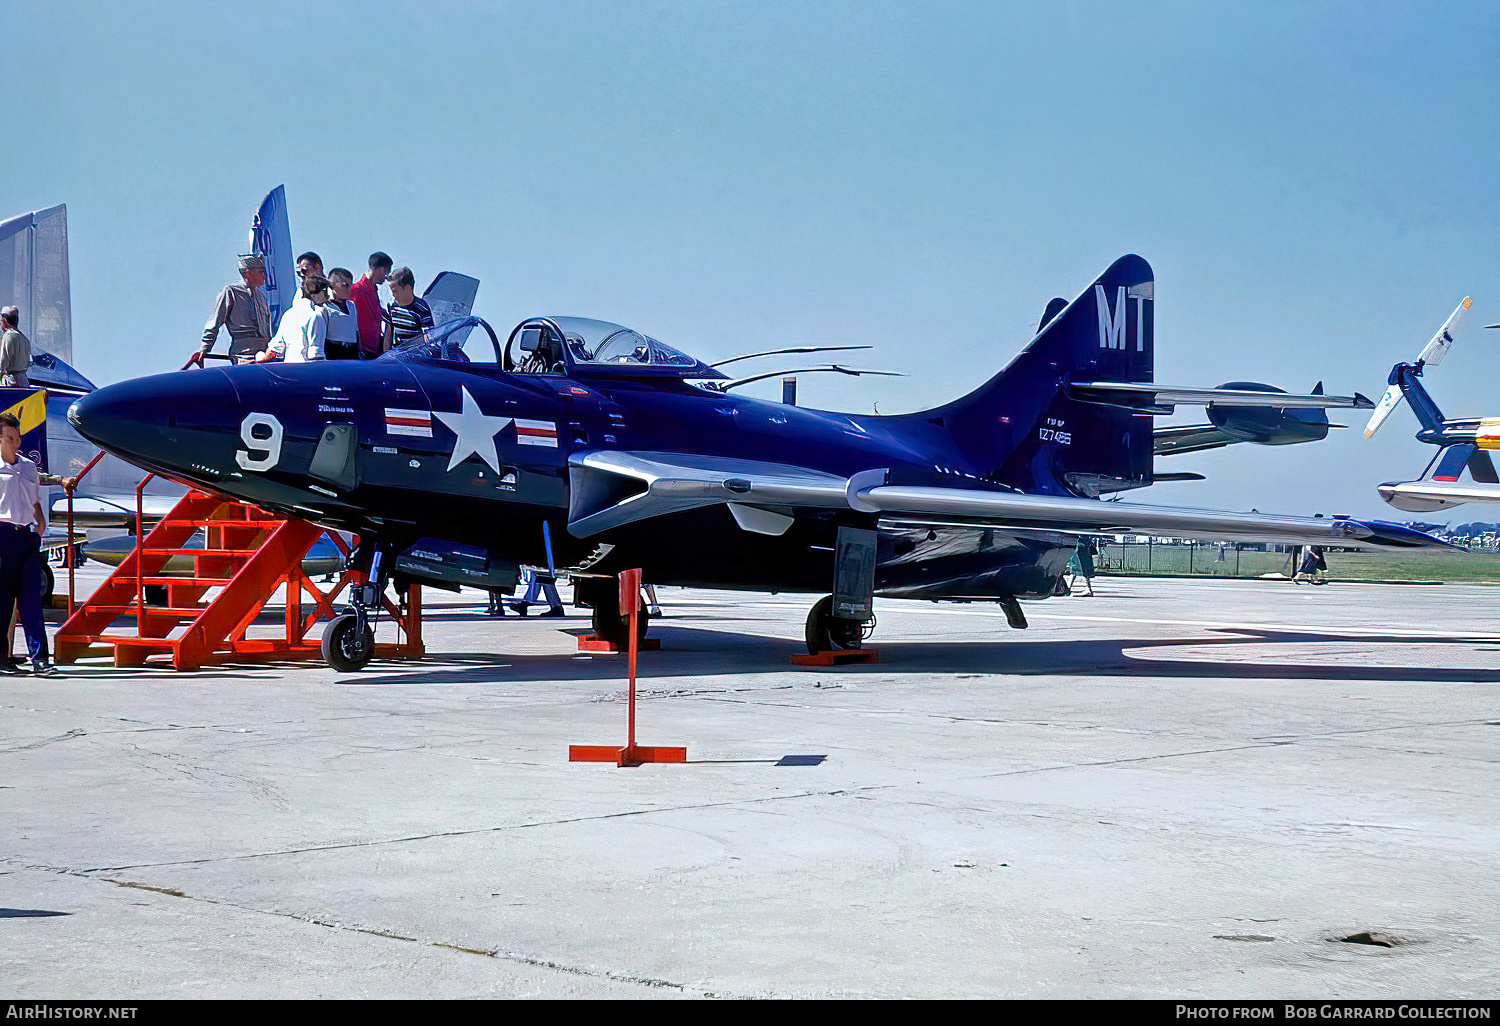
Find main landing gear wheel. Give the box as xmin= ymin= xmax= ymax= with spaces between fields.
xmin=590 ymin=588 xmax=651 ymax=649
xmin=322 ymin=612 xmax=374 ymax=673
xmin=805 ymin=595 xmax=865 ymax=655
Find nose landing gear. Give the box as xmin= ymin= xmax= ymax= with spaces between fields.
xmin=322 ymin=542 xmax=392 ymax=673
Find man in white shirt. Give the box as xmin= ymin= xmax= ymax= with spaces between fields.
xmin=322 ymin=268 xmax=361 ymax=360
xmin=259 ymin=275 xmax=329 ymax=363
xmin=0 ymin=412 xmax=52 ymax=675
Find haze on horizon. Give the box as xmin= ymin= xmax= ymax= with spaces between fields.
xmin=3 ymin=0 xmax=1496 ymax=520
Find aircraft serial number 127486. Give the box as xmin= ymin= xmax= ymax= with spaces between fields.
xmin=70 ymin=255 xmax=1449 ymax=671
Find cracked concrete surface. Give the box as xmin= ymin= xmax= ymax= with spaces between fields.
xmin=2 ymin=573 xmax=1498 ymax=997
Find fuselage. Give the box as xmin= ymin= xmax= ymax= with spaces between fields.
xmin=68 ymin=349 xmax=1077 ymax=599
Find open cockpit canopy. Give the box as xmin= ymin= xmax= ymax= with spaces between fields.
xmin=505 ymin=317 xmax=723 ymax=380
xmin=386 ymin=314 xmax=725 ymax=380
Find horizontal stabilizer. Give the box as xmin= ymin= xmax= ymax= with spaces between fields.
xmin=1153 ymin=424 xmax=1236 ymax=456
xmin=1073 ymin=381 xmax=1371 ymax=412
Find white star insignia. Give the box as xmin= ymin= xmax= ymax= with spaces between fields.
xmin=433 ymin=387 xmax=513 ymax=472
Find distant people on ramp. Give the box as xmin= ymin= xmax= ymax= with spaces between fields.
xmin=351 ymin=251 xmax=391 ymax=358
xmin=193 ymin=254 xmax=271 ymax=366
xmin=1294 ymin=545 xmax=1327 ymax=585
xmin=261 ymin=274 xmax=330 ymax=363
xmin=383 ymin=266 xmax=433 ymax=351
xmin=511 ymin=567 xmax=564 ymax=617
xmin=0 ymin=305 xmax=31 ymax=387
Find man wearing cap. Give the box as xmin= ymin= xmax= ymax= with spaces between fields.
xmin=190 ymin=255 xmax=271 ymax=366
xmin=0 ymin=306 xmax=31 ymax=387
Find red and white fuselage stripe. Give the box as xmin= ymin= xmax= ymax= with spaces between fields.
xmin=515 ymin=418 xmax=558 ymax=447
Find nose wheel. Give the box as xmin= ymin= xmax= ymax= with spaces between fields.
xmin=322 ymin=612 xmax=374 ymax=673
xmin=323 ymin=541 xmax=395 ymax=673
xmin=804 ymin=595 xmax=868 ymax=655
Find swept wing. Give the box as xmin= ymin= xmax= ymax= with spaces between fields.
xmin=568 ymin=451 xmax=1449 ymax=550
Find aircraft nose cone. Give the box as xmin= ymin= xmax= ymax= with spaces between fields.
xmin=69 ymin=370 xmax=240 ymax=479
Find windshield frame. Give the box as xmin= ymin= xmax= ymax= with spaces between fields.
xmin=502 ymin=316 xmax=726 ymax=380
xmin=382 ymin=316 xmax=503 ymax=365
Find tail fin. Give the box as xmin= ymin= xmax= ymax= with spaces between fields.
xmin=895 ymin=255 xmax=1154 ymax=496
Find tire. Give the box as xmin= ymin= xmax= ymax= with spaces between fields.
xmin=322 ymin=613 xmax=374 ymax=672
xmin=804 ymin=595 xmax=864 ymax=655
xmin=143 ymin=584 xmax=169 ymax=606
xmin=589 ymin=587 xmax=650 ymax=648
xmin=41 ymin=562 xmax=55 ymax=608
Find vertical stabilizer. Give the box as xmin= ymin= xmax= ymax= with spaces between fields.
xmin=892 ymin=255 xmax=1155 ymax=496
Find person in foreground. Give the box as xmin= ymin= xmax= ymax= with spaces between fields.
xmin=0 ymin=412 xmax=54 ymax=675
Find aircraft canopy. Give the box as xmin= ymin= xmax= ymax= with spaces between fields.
xmin=549 ymin=317 xmax=698 ymax=368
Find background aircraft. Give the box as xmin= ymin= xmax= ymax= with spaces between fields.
xmin=69 ymin=254 xmax=1448 ymax=671
xmin=1366 ymin=298 xmax=1500 ymax=512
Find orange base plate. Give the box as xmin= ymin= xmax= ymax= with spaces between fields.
xmin=569 ymin=744 xmax=688 ymax=766
xmin=790 ymin=648 xmax=879 ymax=666
xmin=575 ymin=634 xmax=662 ymax=654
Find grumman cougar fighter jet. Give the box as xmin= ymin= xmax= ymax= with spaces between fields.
xmin=69 ymin=255 xmax=1448 ymax=671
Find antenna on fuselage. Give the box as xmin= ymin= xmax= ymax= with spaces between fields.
xmin=709 ymin=365 xmax=906 ymax=392
xmin=711 ymin=344 xmax=872 ymax=369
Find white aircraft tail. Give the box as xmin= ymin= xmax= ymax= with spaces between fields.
xmin=1364 ymin=296 xmax=1471 ymax=438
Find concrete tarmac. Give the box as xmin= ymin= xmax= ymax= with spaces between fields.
xmin=2 ymin=574 xmax=1498 ymax=998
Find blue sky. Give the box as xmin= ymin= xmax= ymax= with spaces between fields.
xmin=4 ymin=0 xmax=1497 ymax=517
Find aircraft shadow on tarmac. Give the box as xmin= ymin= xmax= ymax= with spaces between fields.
xmin=0 ymin=908 xmax=70 ymax=918
xmin=348 ymin=623 xmax=1500 ymax=688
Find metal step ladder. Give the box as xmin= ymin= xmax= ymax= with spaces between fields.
xmin=54 ymin=489 xmax=423 ymax=670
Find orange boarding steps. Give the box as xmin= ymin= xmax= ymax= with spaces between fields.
xmin=54 ymin=489 xmax=423 ymax=671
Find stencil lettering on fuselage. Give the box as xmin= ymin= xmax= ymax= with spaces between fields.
xmin=235 ymin=412 xmax=284 ymax=471
xmin=1094 ymin=282 xmax=1153 ymax=352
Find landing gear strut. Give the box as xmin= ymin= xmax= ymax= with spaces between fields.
xmin=321 ymin=541 xmax=391 ymax=672
xmin=804 ymin=595 xmax=867 ymax=655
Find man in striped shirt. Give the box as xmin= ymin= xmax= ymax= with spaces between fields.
xmin=382 ymin=266 xmax=433 ymax=351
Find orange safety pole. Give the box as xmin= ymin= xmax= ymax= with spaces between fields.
xmin=568 ymin=568 xmax=685 ymax=767
xmin=623 ymin=568 xmax=639 ymax=753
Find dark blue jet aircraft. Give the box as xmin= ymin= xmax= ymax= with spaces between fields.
xmin=69 ymin=255 xmax=1448 ymax=670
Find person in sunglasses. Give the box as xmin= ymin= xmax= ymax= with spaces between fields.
xmin=296 ymin=251 xmax=324 ymax=281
